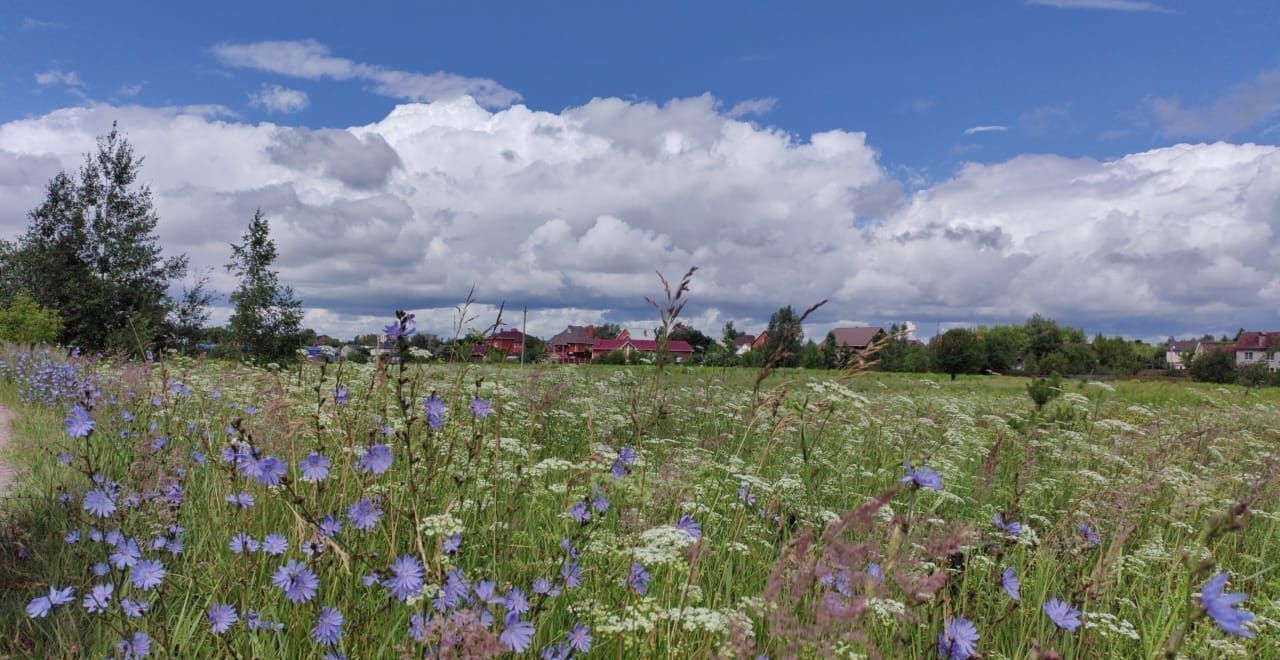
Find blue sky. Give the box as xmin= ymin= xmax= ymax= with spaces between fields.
xmin=2 ymin=1 xmax=1279 ymax=340
xmin=7 ymin=1 xmax=1279 ymax=176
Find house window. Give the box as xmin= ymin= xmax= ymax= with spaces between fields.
xmin=1245 ymin=352 xmax=1254 ymax=360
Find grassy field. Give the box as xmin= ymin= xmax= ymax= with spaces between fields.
xmin=1 ymin=346 xmax=1278 ymax=658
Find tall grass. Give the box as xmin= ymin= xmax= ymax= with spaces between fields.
xmin=1 ymin=342 xmax=1278 ymax=658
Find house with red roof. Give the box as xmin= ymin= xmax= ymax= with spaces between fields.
xmin=473 ymin=329 xmax=530 ymax=359
xmin=591 ymin=336 xmax=695 ymax=363
xmin=547 ymin=325 xmax=596 ymax=364
xmin=1233 ymin=331 xmax=1280 ymax=371
xmin=827 ymin=326 xmax=885 ymax=365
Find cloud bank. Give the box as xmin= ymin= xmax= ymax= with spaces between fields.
xmin=0 ymin=95 xmax=1277 ymax=340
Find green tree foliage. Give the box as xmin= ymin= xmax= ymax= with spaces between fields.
xmin=0 ymin=292 xmax=63 ymax=344
xmin=820 ymin=330 xmax=840 ymax=369
xmin=594 ymin=323 xmax=622 ymax=340
xmin=5 ymin=125 xmax=187 ymax=351
xmin=981 ymin=324 xmax=1028 ymax=373
xmin=168 ymin=269 xmax=215 ymax=353
xmin=1093 ymin=334 xmax=1140 ymax=374
xmin=226 ymin=210 xmax=303 ymax=363
xmin=931 ymin=328 xmax=985 ymax=380
xmin=1024 ymin=314 xmax=1063 ymax=361
xmin=668 ymin=323 xmax=714 ymax=363
xmin=800 ymin=340 xmax=824 ymax=368
xmin=762 ymin=306 xmax=803 ymax=368
xmin=1188 ymin=349 xmax=1238 ymax=384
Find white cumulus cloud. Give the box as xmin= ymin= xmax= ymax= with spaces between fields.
xmin=0 ymin=95 xmax=1276 ymax=340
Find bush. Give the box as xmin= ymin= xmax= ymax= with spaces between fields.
xmin=1027 ymin=375 xmax=1063 ymax=410
xmin=596 ymin=349 xmax=627 ymax=365
xmin=0 ymin=292 xmax=62 ymax=344
xmin=1188 ymin=350 xmax=1238 ymax=384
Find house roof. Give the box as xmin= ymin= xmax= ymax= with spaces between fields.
xmin=1234 ymin=331 xmax=1280 ymax=352
xmin=488 ymin=329 xmax=527 ymax=341
xmin=831 ymin=326 xmax=884 ymax=348
xmin=1168 ymin=340 xmax=1200 ymax=352
xmin=548 ymin=325 xmax=594 ymax=347
xmin=732 ymin=335 xmax=756 ymax=348
xmin=593 ymin=338 xmax=694 ymax=353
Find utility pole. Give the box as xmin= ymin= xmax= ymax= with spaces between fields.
xmin=521 ymin=306 xmax=528 ymax=367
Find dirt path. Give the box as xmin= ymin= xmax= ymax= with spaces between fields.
xmin=0 ymin=404 xmax=14 ymax=495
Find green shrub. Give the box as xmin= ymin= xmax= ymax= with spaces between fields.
xmin=0 ymin=292 xmax=63 ymax=344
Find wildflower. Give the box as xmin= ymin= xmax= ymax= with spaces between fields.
xmin=83 ymin=489 xmax=117 ymax=518
xmin=591 ymin=490 xmax=610 ymax=513
xmin=65 ymin=405 xmax=95 ymax=437
xmin=191 ymin=450 xmax=206 ymax=465
xmin=543 ymin=643 xmax=572 ymax=660
xmin=566 ymin=622 xmax=592 ymax=653
xmin=229 ymin=533 xmax=260 ymax=554
xmin=312 ymin=606 xmax=344 ymax=645
xmin=1079 ymin=522 xmax=1101 ymax=546
xmin=628 ymin=562 xmax=650 ymax=595
xmin=569 ymin=501 xmax=592 ymax=524
xmin=357 ymin=444 xmax=393 ymax=475
xmin=505 ymin=587 xmax=530 ymax=614
xmin=272 ymin=560 xmax=320 ymax=604
xmin=92 ymin=562 xmax=110 ymax=576
xmin=442 ymin=533 xmax=462 ymax=553
xmin=117 ymin=631 xmax=151 ymax=658
xmin=313 ymin=516 xmax=341 ymax=540
xmin=362 ymin=573 xmax=380 ymax=587
xmin=533 ymin=577 xmax=561 ymax=597
xmin=1200 ymin=572 xmax=1255 ymax=638
xmin=561 ymin=561 xmax=582 ymax=589
xmin=130 ymin=559 xmax=166 ymax=591
xmin=109 ymin=539 xmax=142 ymax=569
xmin=26 ymin=586 xmax=74 ymax=618
xmin=383 ymin=555 xmax=425 ymax=602
xmin=249 ymin=455 xmax=287 ymax=486
xmin=300 ymin=453 xmax=330 ymax=482
xmin=867 ymin=562 xmax=884 ymax=583
xmin=226 ymin=492 xmax=255 ymax=508
xmin=347 ymin=498 xmax=384 ymax=531
xmin=121 ymin=599 xmax=150 ymax=618
xmin=676 ymin=514 xmax=702 ymax=540
xmin=84 ymin=583 xmax=114 ymax=614
xmin=1002 ymin=567 xmax=1020 ymax=601
xmin=475 ymin=580 xmax=500 ymax=603
xmin=470 ymin=397 xmax=493 ymax=418
xmin=57 ymin=453 xmax=71 ymax=464
xmin=501 ymin=612 xmax=536 ymax=653
xmin=738 ymin=484 xmax=757 ymax=505
xmin=65 ymin=530 xmax=80 ymax=544
xmin=1043 ymin=598 xmax=1082 ymax=631
xmin=937 ymin=617 xmax=980 ymax=660
xmin=262 ymin=534 xmax=288 ymax=555
xmin=423 ymin=395 xmax=446 ymax=429
xmin=900 ymin=460 xmax=943 ymax=491
xmin=612 ymin=446 xmax=637 ymax=480
xmin=993 ymin=513 xmax=1022 ymax=536
xmin=246 ymin=610 xmax=285 ymax=632
xmin=208 ymin=603 xmax=238 ymax=634
xmin=334 ymin=386 xmax=349 ymax=405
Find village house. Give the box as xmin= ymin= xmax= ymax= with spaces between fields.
xmin=828 ymin=326 xmax=885 ymax=364
xmin=730 ymin=332 xmax=768 ymax=355
xmin=1233 ymin=331 xmax=1280 ymax=371
xmin=1165 ymin=339 xmax=1226 ymax=370
xmin=473 ymin=329 xmax=529 ymax=359
xmin=591 ymin=336 xmax=695 ymax=363
xmin=547 ymin=325 xmax=597 ymax=364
